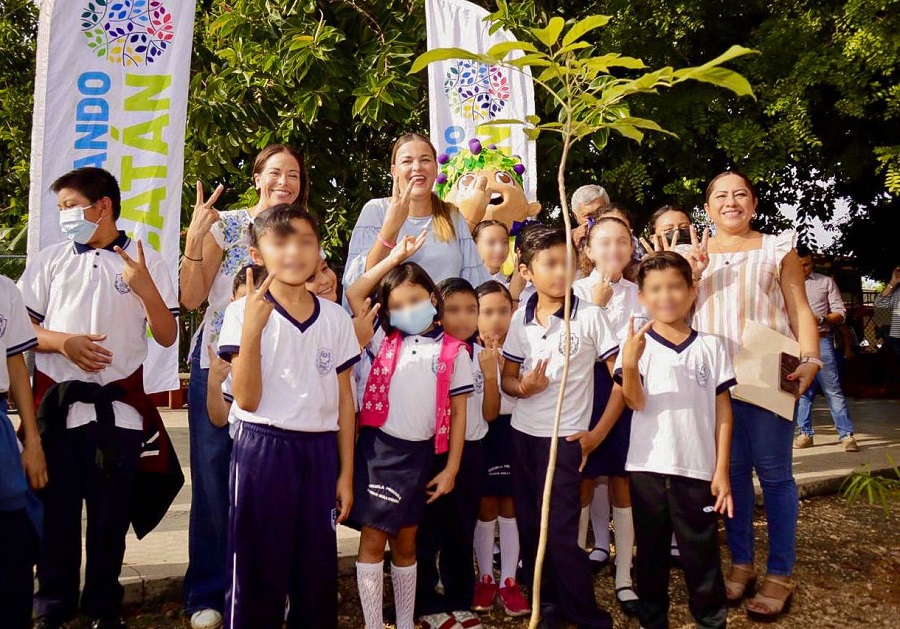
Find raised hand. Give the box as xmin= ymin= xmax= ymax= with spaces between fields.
xmin=388 ymin=229 xmax=428 ymax=265
xmin=243 ymin=267 xmax=277 ymax=334
xmin=478 ymin=336 xmax=501 ymax=374
xmin=383 ymin=175 xmax=415 ymax=234
xmin=114 ymin=240 xmax=154 ymax=298
xmin=518 ymin=358 xmax=550 ymax=398
xmin=187 ymin=181 xmax=223 ymax=241
xmin=591 ymin=263 xmax=614 ymax=308
xmin=455 ymin=175 xmax=492 ymax=226
xmin=62 ymin=333 xmax=113 ymax=372
xmin=353 ymin=298 xmax=381 ymax=349
xmin=684 ymin=226 xmax=710 ymax=278
xmin=622 ymin=316 xmax=654 ymax=370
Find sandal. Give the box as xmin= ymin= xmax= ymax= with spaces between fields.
xmin=724 ymin=564 xmax=757 ymax=605
xmin=746 ymin=576 xmax=794 ymax=622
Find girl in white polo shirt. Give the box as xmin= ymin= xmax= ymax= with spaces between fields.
xmin=216 ymin=205 xmax=360 ymax=629
xmin=572 ymin=215 xmax=643 ymax=614
xmin=346 ymin=254 xmax=473 ymax=629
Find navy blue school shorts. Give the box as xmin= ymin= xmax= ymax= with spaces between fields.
xmin=583 ymin=362 xmax=632 ymax=479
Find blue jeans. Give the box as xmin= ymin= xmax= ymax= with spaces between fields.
xmin=795 ymin=337 xmax=855 ymax=439
xmin=183 ymin=338 xmax=232 ymax=613
xmin=725 ymin=400 xmax=798 ymax=577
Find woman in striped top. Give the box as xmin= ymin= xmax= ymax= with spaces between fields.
xmin=690 ymin=171 xmax=821 ymax=622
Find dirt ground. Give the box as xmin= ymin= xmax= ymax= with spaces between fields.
xmin=69 ymin=494 xmax=900 ymax=628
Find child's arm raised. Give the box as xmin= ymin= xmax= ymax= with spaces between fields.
xmin=115 ymin=241 xmax=177 ymax=348
xmin=335 ymin=369 xmax=355 ymax=523
xmin=206 ymin=344 xmax=232 ymax=428
xmin=347 ymin=230 xmax=427 ymax=317
xmin=9 ymin=353 xmax=47 ymax=490
xmin=427 ymin=392 xmax=467 ymax=504
xmin=231 ymin=269 xmax=277 ymax=412
xmin=712 ymin=390 xmax=734 ymax=518
xmin=620 ymin=317 xmax=653 ymax=411
xmin=501 ymin=357 xmax=549 ymax=399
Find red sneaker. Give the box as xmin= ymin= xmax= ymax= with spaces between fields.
xmin=471 ymin=574 xmax=498 ymax=612
xmin=499 ymin=578 xmax=531 ymax=617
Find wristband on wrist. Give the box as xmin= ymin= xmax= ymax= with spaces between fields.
xmin=183 ymin=253 xmax=203 ymax=262
xmin=377 ymin=236 xmax=396 ymax=249
xmin=800 ymin=356 xmax=824 ymax=368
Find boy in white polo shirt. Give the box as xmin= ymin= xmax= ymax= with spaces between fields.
xmin=19 ymin=167 xmax=178 ymax=629
xmin=501 ymin=225 xmax=618 ymax=629
xmin=216 ymin=205 xmax=359 ymax=628
xmin=616 ymin=251 xmax=735 ymax=629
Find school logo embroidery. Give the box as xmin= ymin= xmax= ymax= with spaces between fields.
xmin=703 ymin=505 xmax=716 ymax=513
xmin=316 ymin=348 xmax=334 ymax=375
xmin=431 ymin=355 xmax=448 ymax=375
xmin=697 ymin=362 xmax=710 ymax=390
xmin=0 ymin=314 xmax=7 ymax=338
xmin=474 ymin=369 xmax=484 ymax=395
xmin=368 ymin=483 xmax=402 ymax=505
xmin=81 ymin=0 xmax=175 ymax=67
xmin=558 ymin=332 xmax=580 ymax=356
xmin=114 ymin=274 xmax=132 ymax=294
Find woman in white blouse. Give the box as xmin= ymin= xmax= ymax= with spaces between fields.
xmin=690 ymin=171 xmax=820 ymax=622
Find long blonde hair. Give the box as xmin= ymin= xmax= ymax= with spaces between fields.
xmin=391 ymin=133 xmax=457 ymax=242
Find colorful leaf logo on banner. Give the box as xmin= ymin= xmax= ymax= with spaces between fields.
xmin=444 ymin=60 xmax=510 ymax=122
xmin=81 ymin=0 xmax=174 ymax=67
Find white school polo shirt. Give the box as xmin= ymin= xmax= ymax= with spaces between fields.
xmin=502 ymin=293 xmax=618 ymax=438
xmin=572 ymin=271 xmax=642 ymax=342
xmin=0 ymin=277 xmax=38 ymax=393
xmin=370 ymin=326 xmax=474 ymax=442
xmin=18 ymin=232 xmax=179 ymax=430
xmin=614 ymin=329 xmax=737 ymax=482
xmin=217 ymin=293 xmax=360 ymax=432
xmin=465 ymin=344 xmax=490 ymax=441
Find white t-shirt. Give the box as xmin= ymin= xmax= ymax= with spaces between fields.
xmin=368 ymin=326 xmax=475 ymax=442
xmin=18 ymin=232 xmax=179 ymax=430
xmin=0 ymin=277 xmax=38 ymax=393
xmin=217 ymin=293 xmax=360 ymax=432
xmin=614 ymin=329 xmax=736 ymax=481
xmin=502 ymin=294 xmax=618 ymax=438
xmin=465 ymin=345 xmax=490 ymax=441
xmin=572 ymin=271 xmax=642 ymax=342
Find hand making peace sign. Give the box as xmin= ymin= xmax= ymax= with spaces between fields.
xmin=518 ymin=358 xmax=550 ymax=398
xmin=114 ymin=239 xmax=155 ymax=299
xmin=242 ymin=267 xmax=278 ymax=335
xmin=187 ymin=181 xmax=224 ymax=242
xmin=621 ymin=315 xmax=655 ymax=370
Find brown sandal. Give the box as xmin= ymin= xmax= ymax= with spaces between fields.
xmin=724 ymin=564 xmax=757 ymax=605
xmin=746 ymin=576 xmax=795 ymax=622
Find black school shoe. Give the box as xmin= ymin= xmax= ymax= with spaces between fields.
xmin=90 ymin=618 xmax=127 ymax=629
xmin=32 ymin=617 xmax=64 ymax=629
xmin=615 ymin=587 xmax=639 ymax=616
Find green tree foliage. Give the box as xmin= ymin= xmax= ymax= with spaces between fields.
xmin=0 ymin=1 xmax=897 ymax=275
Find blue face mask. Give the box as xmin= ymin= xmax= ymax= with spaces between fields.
xmin=59 ymin=203 xmax=99 ymax=244
xmin=389 ymin=299 xmax=437 ymax=335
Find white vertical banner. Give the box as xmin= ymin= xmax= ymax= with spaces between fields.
xmin=28 ymin=0 xmax=195 ymax=393
xmin=425 ymin=0 xmax=538 ymax=201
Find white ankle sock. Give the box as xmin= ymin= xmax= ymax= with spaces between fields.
xmin=474 ymin=519 xmax=497 ymax=581
xmin=577 ymin=505 xmax=590 ymax=550
xmin=356 ymin=561 xmax=385 ymax=629
xmin=613 ymin=506 xmax=635 ymax=594
xmin=497 ymin=516 xmax=520 ymax=584
xmin=391 ymin=563 xmax=417 ymax=629
xmin=590 ymin=483 xmax=610 ymax=552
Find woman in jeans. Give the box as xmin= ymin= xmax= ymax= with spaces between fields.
xmin=689 ymin=171 xmax=821 ymax=621
xmin=178 ymin=145 xmax=308 ymax=628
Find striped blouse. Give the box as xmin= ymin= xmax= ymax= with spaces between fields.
xmin=693 ymin=231 xmax=797 ymax=360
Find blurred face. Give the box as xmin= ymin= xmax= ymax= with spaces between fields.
xmin=639 ymin=268 xmax=696 ymax=324
xmin=475 ymin=225 xmax=510 ymax=273
xmin=251 ymin=218 xmax=320 ymax=287
xmin=255 ymin=152 xmax=302 ymax=208
xmin=586 ymin=221 xmax=633 ymax=276
xmin=521 ymin=244 xmax=571 ymax=299
xmin=478 ymin=291 xmax=513 ymax=342
xmin=386 ymin=281 xmax=435 ymax=317
xmin=654 ymin=210 xmax=691 ymax=237
xmin=391 ymin=140 xmax=437 ymax=200
xmin=799 ymin=255 xmax=813 ymax=278
xmin=704 ymin=174 xmax=758 ymax=234
xmin=442 ymin=292 xmax=479 ymax=341
xmin=573 ymin=196 xmax=607 ymax=225
xmin=306 ymin=259 xmax=338 ymax=302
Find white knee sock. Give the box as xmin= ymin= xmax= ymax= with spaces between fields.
xmin=590 ymin=483 xmax=610 ymax=553
xmin=671 ymin=532 xmax=680 ymax=557
xmin=613 ymin=506 xmax=636 ymax=596
xmin=474 ymin=519 xmax=497 ymax=582
xmin=498 ymin=516 xmax=520 ymax=584
xmin=391 ymin=563 xmax=417 ymax=629
xmin=578 ymin=505 xmax=590 ymax=550
xmin=356 ymin=561 xmax=385 ymax=629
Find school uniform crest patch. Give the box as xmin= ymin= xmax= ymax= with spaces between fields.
xmin=316 ymin=348 xmax=334 ymax=375
xmin=474 ymin=369 xmax=484 ymax=394
xmin=697 ymin=362 xmax=710 ymax=390
xmin=431 ymin=355 xmax=448 ymax=374
xmin=558 ymin=332 xmax=580 ymax=356
xmin=0 ymin=314 xmax=7 ymax=338
xmin=114 ymin=274 xmax=132 ymax=295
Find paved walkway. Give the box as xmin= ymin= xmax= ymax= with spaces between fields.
xmin=17 ymin=398 xmax=900 ymax=607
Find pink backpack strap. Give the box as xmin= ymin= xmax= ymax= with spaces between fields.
xmin=359 ymin=331 xmax=402 ymax=429
xmin=433 ymin=335 xmax=467 ymax=454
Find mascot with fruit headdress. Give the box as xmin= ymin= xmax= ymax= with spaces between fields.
xmin=436 ymin=138 xmax=541 ymax=234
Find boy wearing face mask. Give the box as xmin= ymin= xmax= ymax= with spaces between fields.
xmin=19 ymin=167 xmax=178 ymax=629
